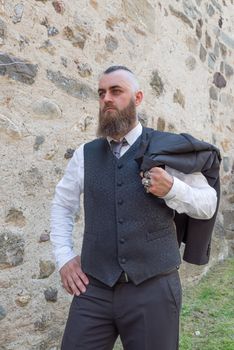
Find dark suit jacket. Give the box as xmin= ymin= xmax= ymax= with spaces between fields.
xmin=135 ymin=127 xmax=222 ymax=265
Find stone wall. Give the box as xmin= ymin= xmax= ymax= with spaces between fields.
xmin=0 ymin=0 xmax=233 ymax=349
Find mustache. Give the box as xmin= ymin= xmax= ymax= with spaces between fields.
xmin=102 ymin=104 xmax=118 ymax=112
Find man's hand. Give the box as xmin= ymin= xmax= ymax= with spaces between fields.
xmin=59 ymin=255 xmax=89 ymax=296
xmin=141 ymin=167 xmax=174 ymax=197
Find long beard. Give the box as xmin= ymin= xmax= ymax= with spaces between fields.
xmin=97 ymin=99 xmax=137 ymax=138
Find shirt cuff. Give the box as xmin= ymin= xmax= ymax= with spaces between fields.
xmin=57 ymin=251 xmax=77 ymax=271
xmin=161 ymin=176 xmax=183 ymax=200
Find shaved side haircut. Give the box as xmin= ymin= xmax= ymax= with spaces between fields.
xmin=102 ymin=65 xmax=140 ymax=92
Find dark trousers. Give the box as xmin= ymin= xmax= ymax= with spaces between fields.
xmin=61 ymin=269 xmax=182 ymax=350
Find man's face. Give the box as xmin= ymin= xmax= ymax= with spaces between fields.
xmin=97 ymin=71 xmax=139 ymax=139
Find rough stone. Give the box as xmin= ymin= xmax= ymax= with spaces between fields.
xmin=213 ymin=72 xmax=226 ymax=88
xmin=195 ymin=22 xmax=202 ymax=39
xmin=169 ymin=5 xmax=194 ymax=28
xmin=32 ymin=99 xmax=62 ymax=119
xmin=223 ymin=210 xmax=234 ymax=231
xmin=63 ymin=26 xmax=74 ymax=40
xmin=199 ymin=44 xmax=207 ymax=62
xmin=15 ymin=293 xmax=31 ymax=307
xmin=0 ymin=113 xmax=24 ymax=139
xmin=220 ymin=42 xmax=227 ymax=58
xmin=221 ymin=139 xmax=231 ymax=152
xmin=0 ymin=18 xmax=7 ymax=45
xmin=72 ymin=32 xmax=87 ymax=49
xmin=207 ymin=4 xmax=215 ymax=16
xmin=205 ymin=31 xmax=212 ymax=49
xmin=157 ymin=117 xmax=165 ymax=131
xmin=186 ymin=36 xmax=198 ymax=53
xmin=38 ymin=260 xmax=55 ymax=279
xmin=64 ymin=148 xmax=75 ymax=159
xmin=214 ymin=41 xmax=220 ymax=58
xmin=150 ymin=70 xmax=164 ymax=97
xmin=105 ymin=34 xmax=118 ymax=52
xmin=12 ymin=3 xmax=24 ymax=24
xmin=5 ymin=208 xmax=26 ymax=227
xmin=61 ymin=56 xmax=68 ymax=67
xmin=44 ymin=287 xmax=58 ymax=302
xmin=34 ymin=314 xmax=48 ymax=331
xmin=218 ymin=16 xmax=223 ymax=29
xmin=63 ymin=26 xmax=87 ymax=49
xmin=47 ymin=70 xmax=97 ymax=100
xmin=0 ymin=230 xmax=25 ymax=268
xmin=0 ymin=305 xmax=7 ymax=320
xmin=75 ymin=62 xmax=92 ymax=78
xmin=228 ymin=195 xmax=234 ymax=204
xmin=224 ymin=63 xmax=234 ymax=79
xmin=52 ymin=1 xmax=65 ymax=14
xmin=0 ymin=277 xmax=11 ymax=289
xmin=47 ymin=26 xmax=59 ymax=37
xmin=167 ymin=123 xmax=176 ymax=132
xmin=208 ymin=53 xmax=216 ymax=70
xmin=0 ymin=52 xmax=38 ymax=84
xmin=39 ymin=232 xmax=50 ymax=243
xmin=123 ymin=0 xmax=155 ymax=34
xmin=223 ymin=157 xmax=230 ymax=172
xmin=34 ymin=136 xmax=45 ymax=151
xmin=209 ymin=86 xmax=218 ymax=100
xmin=39 ymin=40 xmax=56 ymax=55
xmin=21 ymin=166 xmax=43 ymax=191
xmin=185 ymin=55 xmax=196 ymax=70
xmin=182 ymin=0 xmax=201 ymax=20
xmin=173 ymin=89 xmax=185 ymax=108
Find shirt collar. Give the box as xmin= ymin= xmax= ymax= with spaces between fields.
xmin=107 ymin=122 xmax=143 ymax=146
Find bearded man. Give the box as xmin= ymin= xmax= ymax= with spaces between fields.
xmin=50 ymin=66 xmax=218 ymax=350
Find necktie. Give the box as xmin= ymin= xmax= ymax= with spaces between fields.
xmin=110 ymin=138 xmax=128 ymax=159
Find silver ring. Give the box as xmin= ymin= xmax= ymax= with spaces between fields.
xmin=144 ymin=171 xmax=151 ymax=179
xmin=142 ymin=178 xmax=152 ymax=187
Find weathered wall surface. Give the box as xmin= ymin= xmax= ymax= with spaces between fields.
xmin=0 ymin=0 xmax=233 ymax=349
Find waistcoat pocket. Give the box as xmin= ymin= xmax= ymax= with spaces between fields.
xmin=146 ymin=226 xmax=170 ymax=241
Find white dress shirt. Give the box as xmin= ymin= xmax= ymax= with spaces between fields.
xmin=50 ymin=123 xmax=217 ymax=270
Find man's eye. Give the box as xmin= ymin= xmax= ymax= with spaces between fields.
xmin=112 ymin=90 xmax=121 ymax=94
xmin=99 ymin=92 xmax=105 ymax=98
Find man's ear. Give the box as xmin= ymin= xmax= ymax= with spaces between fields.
xmin=135 ymin=90 xmax=144 ymax=106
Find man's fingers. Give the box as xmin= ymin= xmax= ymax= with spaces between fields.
xmin=62 ymin=279 xmax=74 ymax=295
xmin=78 ymin=271 xmax=89 ymax=286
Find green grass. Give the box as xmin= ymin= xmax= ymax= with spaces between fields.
xmin=114 ymin=258 xmax=234 ymax=350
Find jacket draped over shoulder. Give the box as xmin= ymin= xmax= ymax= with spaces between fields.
xmin=135 ymin=128 xmax=222 ymax=265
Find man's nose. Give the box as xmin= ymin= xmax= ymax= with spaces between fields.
xmin=103 ymin=91 xmax=113 ymax=103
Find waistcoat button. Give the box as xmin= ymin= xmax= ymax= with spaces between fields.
xmin=119 ymin=238 xmax=125 ymax=244
xmin=121 ymin=257 xmax=126 ymax=264
xmin=118 ymin=199 xmax=123 ymax=205
xmin=118 ymin=218 xmax=124 ymax=224
xmin=118 ymin=164 xmax=123 ymax=169
xmin=117 ymin=180 xmax=123 ymax=186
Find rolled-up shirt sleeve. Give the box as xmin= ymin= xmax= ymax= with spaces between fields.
xmin=50 ymin=144 xmax=84 ymax=270
xmin=162 ymin=167 xmax=217 ymax=220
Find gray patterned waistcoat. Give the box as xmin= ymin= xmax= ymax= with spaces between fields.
xmin=81 ymin=131 xmax=181 ymax=286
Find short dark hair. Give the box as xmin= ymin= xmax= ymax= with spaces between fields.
xmin=103 ymin=65 xmax=134 ymax=75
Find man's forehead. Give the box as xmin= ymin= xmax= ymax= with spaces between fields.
xmin=98 ymin=70 xmax=133 ymax=89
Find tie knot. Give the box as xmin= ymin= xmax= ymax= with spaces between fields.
xmin=110 ymin=138 xmax=128 ymax=158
